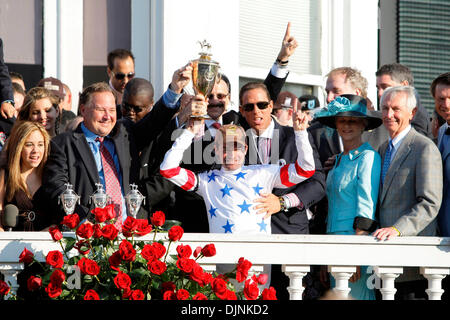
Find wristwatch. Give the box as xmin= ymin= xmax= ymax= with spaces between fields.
xmin=279 ymin=196 xmax=288 ymax=212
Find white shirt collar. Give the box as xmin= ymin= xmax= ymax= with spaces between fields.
xmin=250 ymin=119 xmax=275 ymax=140
xmin=390 ymin=124 xmax=411 ymax=150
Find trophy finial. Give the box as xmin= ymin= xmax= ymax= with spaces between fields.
xmin=198 ymin=40 xmax=212 ymax=58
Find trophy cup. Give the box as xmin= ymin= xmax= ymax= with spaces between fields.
xmin=90 ymin=183 xmax=110 ymax=209
xmin=191 ymin=40 xmax=221 ymax=119
xmin=58 ymin=183 xmax=80 ymax=216
xmin=125 ymin=184 xmax=145 ymax=218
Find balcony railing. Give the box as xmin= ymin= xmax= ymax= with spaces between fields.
xmin=1 ymin=232 xmax=449 ymax=300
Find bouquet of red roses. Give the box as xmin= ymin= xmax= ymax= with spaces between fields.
xmin=7 ymin=207 xmax=277 ymax=300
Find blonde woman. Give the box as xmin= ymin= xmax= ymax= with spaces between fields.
xmin=0 ymin=121 xmax=51 ymax=231
xmin=17 ymin=87 xmax=61 ymax=138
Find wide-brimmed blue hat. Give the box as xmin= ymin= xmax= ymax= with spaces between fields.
xmin=315 ymin=94 xmax=382 ymax=130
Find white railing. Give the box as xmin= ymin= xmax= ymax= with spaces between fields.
xmin=1 ymin=232 xmax=450 ymax=300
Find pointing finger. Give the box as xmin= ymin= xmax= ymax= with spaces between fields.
xmin=283 ymin=22 xmax=291 ymax=41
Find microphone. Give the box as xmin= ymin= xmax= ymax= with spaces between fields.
xmin=2 ymin=204 xmax=19 ymax=231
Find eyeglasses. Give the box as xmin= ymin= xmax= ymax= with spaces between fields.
xmin=242 ymin=101 xmax=270 ymax=112
xmin=122 ymin=102 xmax=145 ymax=113
xmin=112 ymin=71 xmax=135 ymax=81
xmin=207 ymin=93 xmax=229 ymax=100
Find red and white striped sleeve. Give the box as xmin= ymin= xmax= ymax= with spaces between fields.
xmin=160 ymin=129 xmax=198 ymax=192
xmin=275 ymin=130 xmax=315 ymax=188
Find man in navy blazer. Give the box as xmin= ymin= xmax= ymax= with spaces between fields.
xmin=37 ymin=64 xmax=193 ymax=226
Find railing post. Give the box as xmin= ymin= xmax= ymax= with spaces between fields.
xmin=328 ymin=266 xmax=356 ymax=298
xmin=0 ymin=262 xmax=24 ymax=299
xmin=374 ymin=266 xmax=403 ymax=300
xmin=282 ymin=265 xmax=310 ymax=300
xmin=420 ymin=267 xmax=450 ymax=300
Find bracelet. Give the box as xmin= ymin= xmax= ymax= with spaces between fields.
xmin=275 ymin=58 xmax=289 ymax=66
xmin=279 ymin=197 xmax=288 ymax=212
xmin=391 ymin=226 xmax=401 ymax=236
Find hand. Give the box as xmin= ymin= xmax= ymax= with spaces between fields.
xmin=176 ymin=94 xmax=194 ymax=126
xmin=1 ymin=101 xmax=15 ymax=119
xmin=292 ymin=99 xmax=308 ymax=131
xmin=277 ymin=22 xmax=299 ymax=62
xmin=324 ymin=155 xmax=337 ymax=172
xmin=170 ymin=62 xmax=193 ymax=94
xmin=253 ymin=193 xmax=281 ymax=219
xmin=185 ymin=95 xmax=207 ymax=135
xmin=373 ymin=227 xmax=399 ymax=241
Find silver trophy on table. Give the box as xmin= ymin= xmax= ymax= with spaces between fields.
xmin=59 ymin=183 xmax=80 ymax=216
xmin=191 ymin=40 xmax=221 ymax=119
xmin=90 ymin=183 xmax=110 ymax=209
xmin=125 ymin=184 xmax=145 ymax=218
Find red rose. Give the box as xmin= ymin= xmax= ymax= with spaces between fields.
xmin=101 ymin=224 xmax=119 ymax=240
xmin=114 ymin=271 xmax=131 ymax=290
xmin=130 ymin=289 xmax=145 ymax=300
xmin=0 ymin=280 xmax=10 ymax=296
xmin=148 ymin=260 xmax=167 ymax=275
xmin=19 ymin=247 xmax=34 ymax=264
xmin=176 ymin=244 xmax=192 ymax=258
xmin=61 ymin=213 xmax=80 ymax=229
xmin=252 ymin=273 xmax=268 ymax=285
xmin=91 ymin=206 xmax=108 ymax=223
xmin=163 ymin=290 xmax=176 ymax=300
xmin=193 ymin=292 xmax=208 ymax=300
xmin=243 ymin=279 xmax=259 ymax=300
xmin=211 ymin=278 xmax=228 ymax=300
xmin=27 ymin=276 xmax=42 ymax=291
xmin=176 ymin=289 xmax=190 ymax=300
xmin=109 ymin=251 xmax=122 ymax=271
xmin=161 ymin=281 xmax=176 ymax=293
xmin=76 ymin=222 xmax=94 ymax=239
xmin=168 ymin=225 xmax=184 ymax=241
xmin=104 ymin=204 xmax=116 ymax=221
xmin=93 ymin=224 xmax=102 ymax=238
xmin=50 ymin=269 xmax=66 ymax=286
xmin=135 ymin=219 xmax=152 ymax=236
xmin=45 ymin=282 xmax=62 ymax=298
xmin=176 ymin=257 xmax=195 ymax=273
xmin=151 ymin=211 xmax=165 ymax=227
xmin=193 ymin=246 xmax=202 ymax=258
xmin=119 ymin=240 xmax=136 ymax=262
xmin=49 ymin=226 xmax=63 ymax=242
xmin=78 ymin=257 xmax=100 ymax=276
xmin=152 ymin=242 xmax=166 ymax=259
xmin=261 ymin=287 xmax=277 ymax=300
xmin=201 ymin=244 xmax=216 ymax=257
xmin=236 ymin=257 xmax=252 ymax=282
xmin=74 ymin=240 xmax=91 ymax=255
xmin=225 ymin=290 xmax=237 ymax=300
xmin=46 ymin=250 xmax=64 ymax=268
xmin=122 ymin=287 xmax=132 ymax=299
xmin=122 ymin=216 xmax=138 ymax=237
xmin=84 ymin=289 xmax=100 ymax=300
xmin=190 ymin=263 xmax=206 ymax=286
xmin=141 ymin=244 xmax=156 ymax=261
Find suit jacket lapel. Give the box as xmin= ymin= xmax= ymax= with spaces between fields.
xmin=380 ymin=129 xmax=415 ymax=203
xmin=73 ymin=127 xmax=100 ymax=186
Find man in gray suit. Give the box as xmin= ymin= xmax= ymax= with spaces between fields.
xmin=373 ymin=85 xmax=443 ymax=299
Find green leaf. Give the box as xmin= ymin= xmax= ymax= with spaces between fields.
xmin=63 ymin=237 xmax=76 ymax=253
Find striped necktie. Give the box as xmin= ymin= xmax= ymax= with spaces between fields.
xmin=381 ymin=140 xmax=394 ymax=184
xmin=96 ymin=137 xmax=122 ymax=228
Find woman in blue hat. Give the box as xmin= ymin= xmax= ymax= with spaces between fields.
xmin=316 ymin=94 xmax=382 ymax=300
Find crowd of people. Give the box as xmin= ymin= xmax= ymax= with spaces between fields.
xmin=0 ymin=21 xmax=449 ymax=301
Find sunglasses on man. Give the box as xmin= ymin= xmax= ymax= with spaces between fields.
xmin=122 ymin=102 xmax=145 ymax=113
xmin=242 ymin=101 xmax=270 ymax=112
xmin=112 ymin=71 xmax=135 ymax=81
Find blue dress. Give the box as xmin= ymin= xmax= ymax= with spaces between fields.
xmin=326 ymin=142 xmax=381 ymax=300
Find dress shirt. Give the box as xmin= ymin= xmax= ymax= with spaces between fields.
xmin=387 ymin=125 xmax=412 ymax=163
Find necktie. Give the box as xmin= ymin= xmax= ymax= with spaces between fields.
xmin=212 ymin=122 xmax=221 ymax=129
xmin=381 ymin=140 xmax=394 ymax=184
xmin=257 ymin=136 xmax=271 ymax=164
xmin=97 ymin=137 xmax=122 ymax=228
xmin=445 ymin=127 xmax=450 ymax=135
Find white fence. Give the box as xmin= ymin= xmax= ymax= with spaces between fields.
xmin=1 ymin=232 xmax=449 ymax=300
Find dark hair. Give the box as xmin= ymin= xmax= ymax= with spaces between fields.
xmin=239 ymin=82 xmax=271 ymax=105
xmin=12 ymin=82 xmax=25 ymax=96
xmin=376 ymin=63 xmax=414 ymax=86
xmin=79 ymin=82 xmax=116 ymax=108
xmin=107 ymin=49 xmax=135 ymax=70
xmin=430 ymin=72 xmax=450 ymax=98
xmin=298 ymin=94 xmax=320 ymax=109
xmin=123 ymin=78 xmax=154 ymax=104
xmin=9 ymin=71 xmax=23 ymax=81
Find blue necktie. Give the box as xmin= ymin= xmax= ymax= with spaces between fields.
xmin=381 ymin=140 xmax=394 ymax=184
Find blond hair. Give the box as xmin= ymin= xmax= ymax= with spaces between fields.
xmin=2 ymin=121 xmax=50 ymax=201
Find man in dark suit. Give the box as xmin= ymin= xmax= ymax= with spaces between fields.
xmin=0 ymin=38 xmax=15 ymax=146
xmin=37 ymin=64 xmax=193 ymax=226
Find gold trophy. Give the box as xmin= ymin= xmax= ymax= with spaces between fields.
xmin=191 ymin=40 xmax=221 ymax=119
